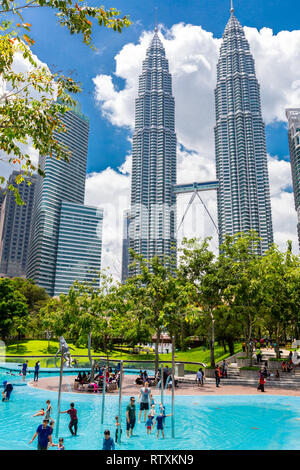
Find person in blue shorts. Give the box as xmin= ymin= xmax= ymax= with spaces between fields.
xmin=126 ymin=397 xmax=136 ymax=438
xmin=154 ymin=411 xmax=172 ymax=439
xmin=29 ymin=419 xmax=54 ymax=450
xmin=34 ymin=361 xmax=40 ymax=382
xmin=102 ymin=430 xmax=115 ymax=450
xmin=145 ymin=414 xmax=153 ymax=435
xmin=2 ymin=381 xmax=13 ymax=401
xmin=22 ymin=361 xmax=28 ymax=381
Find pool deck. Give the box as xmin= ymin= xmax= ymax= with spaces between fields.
xmin=27 ymin=374 xmax=300 ymax=396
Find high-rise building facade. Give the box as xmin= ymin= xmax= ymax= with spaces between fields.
xmin=53 ymin=201 xmax=103 ymax=296
xmin=27 ymin=104 xmax=102 ymax=295
xmin=286 ymin=109 xmax=300 ymax=250
xmin=129 ymin=28 xmax=177 ymax=273
xmin=121 ymin=209 xmax=130 ymax=283
xmin=0 ymin=171 xmax=37 ymax=277
xmin=214 ymin=5 xmax=273 ymax=253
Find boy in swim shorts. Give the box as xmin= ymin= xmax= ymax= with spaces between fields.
xmin=145 ymin=414 xmax=153 ymax=435
xmin=154 ymin=411 xmax=172 ymax=439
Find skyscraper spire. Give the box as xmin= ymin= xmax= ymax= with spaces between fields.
xmin=214 ymin=6 xmax=273 ymax=254
xmin=154 ymin=7 xmax=158 ymax=32
xmin=230 ymin=0 xmax=234 ymax=14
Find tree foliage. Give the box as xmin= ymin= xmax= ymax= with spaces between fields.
xmin=0 ymin=0 xmax=130 ymax=201
xmin=0 ymin=277 xmax=28 ymax=339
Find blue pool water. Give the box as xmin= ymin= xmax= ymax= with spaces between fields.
xmin=1 ymin=371 xmax=300 ymax=450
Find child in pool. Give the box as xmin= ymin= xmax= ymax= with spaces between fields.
xmin=115 ymin=415 xmax=122 ymax=443
xmin=32 ymin=408 xmax=45 ymax=417
xmin=154 ymin=411 xmax=172 ymax=439
xmin=53 ymin=438 xmax=65 ymax=450
xmin=150 ymin=404 xmax=156 ymax=421
xmin=145 ymin=414 xmax=153 ymax=435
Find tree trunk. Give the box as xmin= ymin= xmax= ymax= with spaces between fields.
xmin=181 ymin=321 xmax=185 ymax=350
xmin=227 ymin=337 xmax=234 ymax=356
xmin=276 ymin=323 xmax=280 ymax=359
xmin=246 ymin=310 xmax=253 ymax=366
xmin=209 ymin=314 xmax=215 ymax=368
xmin=222 ymin=339 xmax=227 ymax=354
xmin=88 ymin=332 xmax=95 ymax=381
xmin=155 ymin=330 xmax=160 ymax=375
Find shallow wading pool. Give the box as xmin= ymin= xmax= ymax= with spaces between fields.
xmin=0 ymin=370 xmax=300 ymax=450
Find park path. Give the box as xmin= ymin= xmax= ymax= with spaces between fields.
xmin=28 ymin=374 xmax=300 ymax=397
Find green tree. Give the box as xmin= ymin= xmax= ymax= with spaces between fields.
xmin=126 ymin=251 xmax=194 ymax=374
xmin=0 ymin=277 xmax=28 ymax=340
xmin=256 ymin=242 xmax=300 ymax=357
xmin=218 ymin=231 xmax=263 ymax=365
xmin=0 ymin=0 xmax=130 ymax=202
xmin=178 ymin=237 xmax=222 ymax=367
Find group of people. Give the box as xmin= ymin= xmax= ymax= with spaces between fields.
xmin=282 ymin=351 xmax=295 ymax=373
xmin=136 ymin=367 xmax=178 ymax=390
xmin=29 ymin=399 xmax=79 ymax=450
xmin=101 ymin=381 xmax=173 ymax=450
xmin=135 ymin=370 xmax=153 ymax=385
xmin=76 ymin=364 xmax=121 ymax=392
xmin=242 ymin=338 xmax=278 ymax=352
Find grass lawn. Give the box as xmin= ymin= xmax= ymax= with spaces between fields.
xmin=2 ymin=340 xmax=242 ymax=371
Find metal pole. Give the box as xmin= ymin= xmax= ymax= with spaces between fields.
xmin=160 ymin=363 xmax=164 ymax=404
xmin=117 ymin=361 xmax=123 ymax=444
xmin=171 ymin=336 xmax=175 ymax=438
xmin=56 ymin=346 xmax=64 ymax=437
xmin=101 ymin=366 xmax=106 ymax=425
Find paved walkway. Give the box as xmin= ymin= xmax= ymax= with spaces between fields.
xmin=28 ymin=374 xmax=300 ymax=396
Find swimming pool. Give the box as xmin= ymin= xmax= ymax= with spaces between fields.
xmin=1 ymin=370 xmax=300 ymax=450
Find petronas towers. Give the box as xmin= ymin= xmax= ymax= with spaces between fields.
xmin=215 ymin=4 xmax=273 ymax=253
xmin=124 ymin=3 xmax=273 ymax=277
xmin=128 ymin=27 xmax=177 ymax=273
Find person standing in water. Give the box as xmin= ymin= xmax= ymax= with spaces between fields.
xmin=34 ymin=361 xmax=40 ymax=382
xmin=126 ymin=397 xmax=136 ymax=438
xmin=154 ymin=411 xmax=172 ymax=439
xmin=44 ymin=400 xmax=53 ymax=422
xmin=29 ymin=419 xmax=54 ymax=450
xmin=115 ymin=416 xmax=122 ymax=443
xmin=2 ymin=381 xmax=13 ymax=401
xmin=60 ymin=402 xmax=78 ymax=436
xmin=22 ymin=360 xmax=28 ymax=381
xmin=138 ymin=381 xmax=151 ymax=423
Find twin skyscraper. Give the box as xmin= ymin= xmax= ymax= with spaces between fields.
xmin=123 ymin=4 xmax=274 ymax=280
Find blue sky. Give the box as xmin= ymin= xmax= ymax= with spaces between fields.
xmin=6 ymin=0 xmax=299 ymax=272
xmin=17 ymin=0 xmax=298 ymax=173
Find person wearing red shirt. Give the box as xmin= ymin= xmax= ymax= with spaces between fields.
xmin=60 ymin=402 xmax=78 ymax=436
xmin=257 ymin=372 xmax=266 ymax=392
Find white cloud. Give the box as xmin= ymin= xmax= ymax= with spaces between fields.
xmin=268 ymin=156 xmax=299 ymax=252
xmin=85 ymin=156 xmax=131 ymax=280
xmin=244 ymin=27 xmax=300 ymax=123
xmin=91 ymin=21 xmax=300 ymax=273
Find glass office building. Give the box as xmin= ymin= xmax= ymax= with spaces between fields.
xmin=0 ymin=171 xmax=37 ymax=277
xmin=214 ymin=5 xmax=273 ymax=253
xmin=286 ymin=109 xmax=300 ymax=250
xmin=26 ymin=105 xmax=102 ymax=295
xmin=53 ymin=201 xmax=103 ymax=296
xmin=129 ymin=28 xmax=177 ymax=274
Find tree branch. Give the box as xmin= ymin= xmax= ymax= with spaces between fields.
xmin=0 ymin=1 xmax=39 ymax=14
